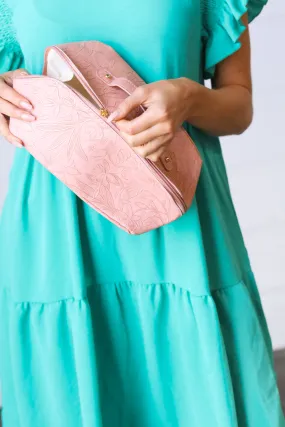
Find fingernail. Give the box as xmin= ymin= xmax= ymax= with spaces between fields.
xmin=20 ymin=71 xmax=29 ymax=76
xmin=20 ymin=101 xmax=33 ymax=110
xmin=107 ymin=110 xmax=120 ymax=123
xmin=21 ymin=113 xmax=35 ymax=122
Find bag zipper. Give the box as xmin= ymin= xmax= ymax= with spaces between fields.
xmin=50 ymin=47 xmax=187 ymax=213
xmin=51 ymin=46 xmax=109 ymax=117
xmin=145 ymin=159 xmax=187 ymax=213
xmin=17 ymin=73 xmax=186 ymax=214
xmin=69 ymin=86 xmax=186 ymax=213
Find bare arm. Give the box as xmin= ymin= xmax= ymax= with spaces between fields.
xmin=107 ymin=15 xmax=253 ymax=161
xmin=184 ymin=15 xmax=253 ymax=136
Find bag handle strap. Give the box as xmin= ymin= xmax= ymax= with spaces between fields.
xmin=98 ymin=72 xmax=146 ymax=113
xmin=44 ymin=46 xmax=146 ymax=114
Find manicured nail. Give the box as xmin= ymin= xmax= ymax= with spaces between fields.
xmin=20 ymin=101 xmax=33 ymax=110
xmin=20 ymin=71 xmax=29 ymax=76
xmin=107 ymin=110 xmax=120 ymax=122
xmin=21 ymin=113 xmax=35 ymax=122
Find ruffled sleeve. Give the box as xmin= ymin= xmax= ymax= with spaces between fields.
xmin=0 ymin=0 xmax=24 ymax=73
xmin=202 ymin=0 xmax=268 ymax=79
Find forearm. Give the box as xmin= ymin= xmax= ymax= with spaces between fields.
xmin=181 ymin=78 xmax=253 ymax=137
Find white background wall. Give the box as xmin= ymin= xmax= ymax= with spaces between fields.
xmin=221 ymin=0 xmax=285 ymax=349
xmin=0 ymin=0 xmax=284 ymax=348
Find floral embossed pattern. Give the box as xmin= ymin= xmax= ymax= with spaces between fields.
xmin=55 ymin=42 xmax=202 ymax=206
xmin=58 ymin=41 xmax=145 ymax=116
xmin=10 ymin=77 xmax=181 ymax=234
xmin=10 ymin=41 xmax=202 ymax=234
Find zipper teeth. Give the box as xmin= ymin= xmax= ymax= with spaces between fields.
xmin=63 ymin=85 xmax=186 ymax=215
xmin=52 ymin=46 xmax=105 ymax=110
xmin=146 ymin=159 xmax=187 ymax=213
xmin=152 ymin=167 xmax=187 ymax=212
xmin=18 ymin=73 xmax=186 ymax=214
xmin=49 ymin=48 xmax=187 ymax=213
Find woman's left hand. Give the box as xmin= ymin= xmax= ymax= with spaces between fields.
xmin=107 ymin=78 xmax=197 ymax=162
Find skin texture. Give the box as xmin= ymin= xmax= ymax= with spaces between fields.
xmin=111 ymin=15 xmax=252 ymax=161
xmin=0 ymin=16 xmax=252 ymax=161
xmin=0 ymin=69 xmax=35 ymax=147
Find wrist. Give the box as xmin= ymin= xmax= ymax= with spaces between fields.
xmin=177 ymin=77 xmax=212 ymax=121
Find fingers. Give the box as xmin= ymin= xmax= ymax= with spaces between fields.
xmin=133 ymin=137 xmax=168 ymax=159
xmin=118 ymin=121 xmax=174 ymax=148
xmin=107 ymin=86 xmax=147 ymax=122
xmin=0 ymin=70 xmax=35 ymax=121
xmin=0 ymin=113 xmax=23 ymax=148
xmin=145 ymin=147 xmax=166 ymax=163
xmin=115 ymin=109 xmax=160 ymax=135
xmin=0 ymin=97 xmax=35 ymax=121
xmin=117 ymin=110 xmax=174 ymax=161
xmin=2 ymin=68 xmax=30 ymax=87
xmin=0 ymin=69 xmax=32 ymax=147
xmin=0 ymin=77 xmax=33 ymax=113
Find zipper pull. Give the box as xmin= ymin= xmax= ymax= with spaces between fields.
xmin=100 ymin=108 xmax=109 ymax=118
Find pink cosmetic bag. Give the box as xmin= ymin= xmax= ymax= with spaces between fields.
xmin=10 ymin=41 xmax=202 ymax=234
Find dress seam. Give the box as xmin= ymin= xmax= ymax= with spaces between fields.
xmin=3 ymin=270 xmax=253 ymax=305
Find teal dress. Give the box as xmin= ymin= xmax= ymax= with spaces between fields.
xmin=0 ymin=0 xmax=284 ymax=426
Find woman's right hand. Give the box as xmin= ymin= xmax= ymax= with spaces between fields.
xmin=0 ymin=69 xmax=35 ymax=148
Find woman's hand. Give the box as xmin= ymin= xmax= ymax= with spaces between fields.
xmin=108 ymin=78 xmax=197 ymax=162
xmin=108 ymin=14 xmax=252 ymax=155
xmin=0 ymin=69 xmax=35 ymax=148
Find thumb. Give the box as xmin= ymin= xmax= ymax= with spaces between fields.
xmin=13 ymin=68 xmax=30 ymax=78
xmin=107 ymin=86 xmax=146 ymax=123
xmin=3 ymin=69 xmax=30 ymax=86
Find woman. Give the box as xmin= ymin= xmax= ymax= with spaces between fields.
xmin=0 ymin=0 xmax=284 ymax=426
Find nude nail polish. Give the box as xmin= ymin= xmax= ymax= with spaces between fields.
xmin=21 ymin=113 xmax=35 ymax=122
xmin=20 ymin=101 xmax=33 ymax=111
xmin=107 ymin=110 xmax=120 ymax=122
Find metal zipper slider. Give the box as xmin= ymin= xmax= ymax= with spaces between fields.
xmin=100 ymin=108 xmax=109 ymax=118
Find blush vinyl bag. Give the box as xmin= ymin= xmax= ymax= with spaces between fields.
xmin=10 ymin=41 xmax=202 ymax=234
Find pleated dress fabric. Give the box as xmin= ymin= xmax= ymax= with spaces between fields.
xmin=0 ymin=0 xmax=284 ymax=426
